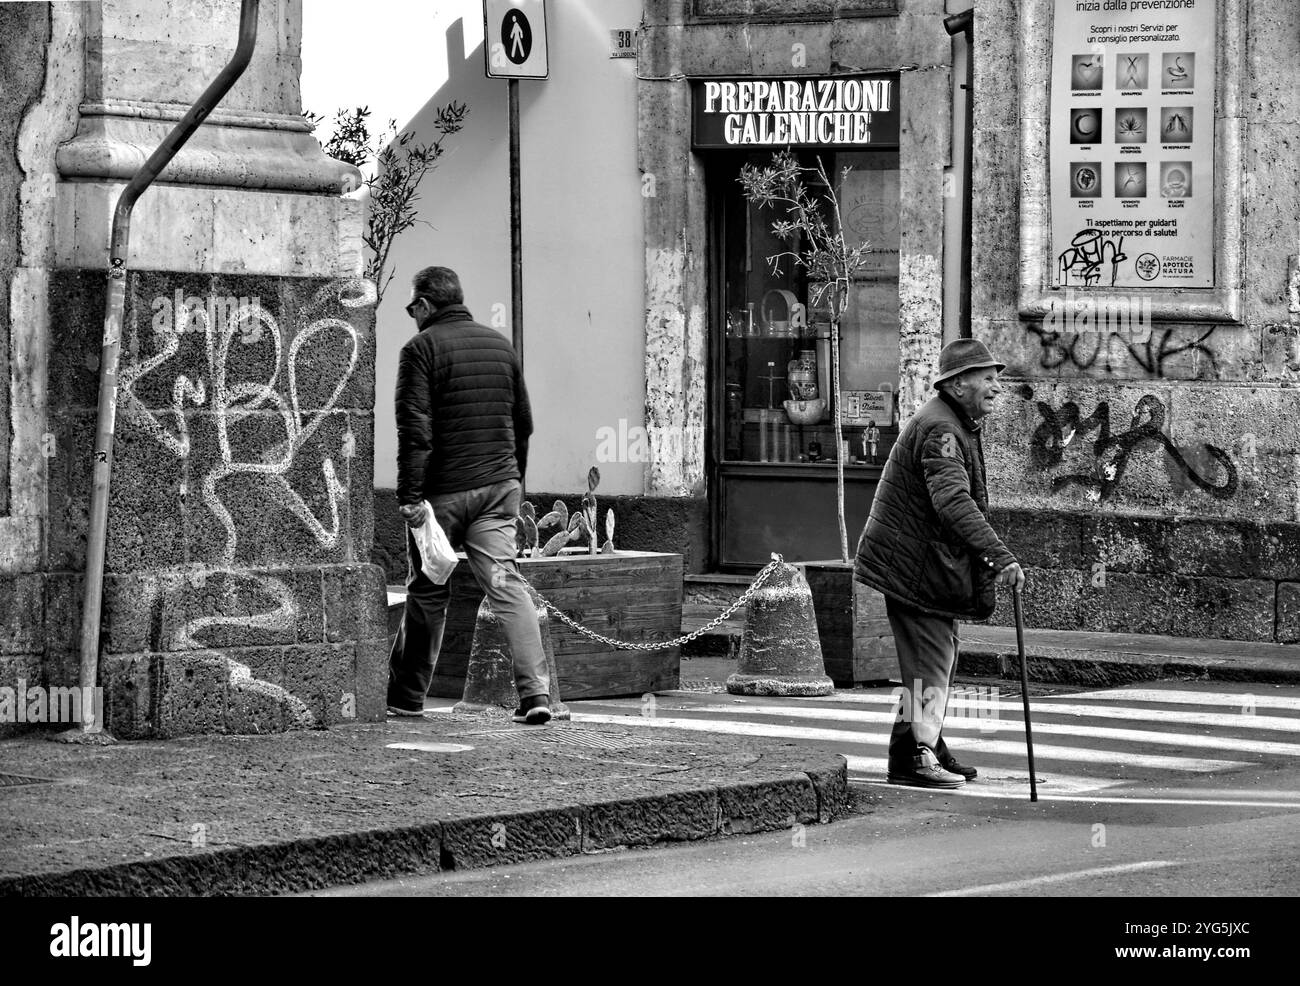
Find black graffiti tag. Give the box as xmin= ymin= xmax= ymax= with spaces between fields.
xmin=1031 ymin=394 xmax=1237 ymax=500
xmin=1027 ymin=324 xmax=1219 ymax=377
xmin=1058 ymin=229 xmax=1127 ymax=287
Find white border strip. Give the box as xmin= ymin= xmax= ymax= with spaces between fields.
xmin=926 ymin=861 xmax=1182 ymax=897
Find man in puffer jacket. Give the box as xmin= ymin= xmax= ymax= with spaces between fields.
xmin=853 ymin=339 xmax=1025 ymax=787
xmin=388 ymin=266 xmax=552 ymax=724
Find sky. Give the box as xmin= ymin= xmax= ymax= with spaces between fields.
xmin=300 ymin=0 xmax=482 ymax=166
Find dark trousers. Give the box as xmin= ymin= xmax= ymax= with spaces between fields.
xmin=387 ymin=479 xmax=549 ymax=711
xmin=886 ymin=597 xmax=960 ymax=765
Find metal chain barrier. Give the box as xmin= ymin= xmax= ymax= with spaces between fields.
xmin=502 ymin=554 xmax=787 ymax=652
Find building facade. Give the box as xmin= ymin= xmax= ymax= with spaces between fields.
xmin=368 ymin=0 xmax=1300 ymax=643
xmin=974 ymin=0 xmax=1300 ymax=641
xmin=364 ymin=0 xmax=969 ymax=577
xmin=1 ymin=0 xmax=388 ymax=737
xmin=4 ymin=0 xmax=1297 ymax=741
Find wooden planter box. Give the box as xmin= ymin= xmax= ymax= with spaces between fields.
xmin=801 ymin=561 xmax=897 ymax=687
xmin=429 ymin=550 xmax=683 ymax=700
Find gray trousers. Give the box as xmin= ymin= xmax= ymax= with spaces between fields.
xmin=387 ymin=479 xmax=549 ymax=711
xmin=886 ymin=596 xmax=960 ymax=764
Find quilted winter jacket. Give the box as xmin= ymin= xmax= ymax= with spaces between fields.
xmin=395 ymin=305 xmax=532 ymax=502
xmin=853 ymin=391 xmax=1016 ymax=620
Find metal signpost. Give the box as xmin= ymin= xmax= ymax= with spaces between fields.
xmin=483 ymin=0 xmax=548 ymax=368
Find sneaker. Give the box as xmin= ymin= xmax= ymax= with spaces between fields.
xmin=939 ymin=751 xmax=977 ymax=781
xmin=387 ymin=703 xmax=426 ymax=717
xmin=512 ymin=694 xmax=552 ymax=725
xmin=887 ymin=746 xmax=965 ymax=789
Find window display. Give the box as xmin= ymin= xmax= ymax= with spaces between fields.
xmin=717 ymin=150 xmax=901 ymax=467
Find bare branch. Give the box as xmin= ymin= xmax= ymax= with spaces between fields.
xmin=309 ymin=101 xmax=468 ymax=305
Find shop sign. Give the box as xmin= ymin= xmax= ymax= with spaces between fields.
xmin=1049 ymin=0 xmax=1215 ymax=288
xmin=692 ymin=74 xmax=900 ymax=149
xmin=841 ymin=390 xmax=890 ymax=426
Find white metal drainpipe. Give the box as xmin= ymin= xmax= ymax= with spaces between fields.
xmin=67 ymin=0 xmax=261 ymax=742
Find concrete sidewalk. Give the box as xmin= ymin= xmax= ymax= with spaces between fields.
xmin=0 ymin=711 xmax=849 ymax=897
xmin=958 ymin=626 xmax=1300 ymax=686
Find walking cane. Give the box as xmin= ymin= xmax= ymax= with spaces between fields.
xmin=1013 ymin=584 xmax=1038 ymax=802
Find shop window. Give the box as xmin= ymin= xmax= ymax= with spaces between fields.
xmin=716 ymin=150 xmax=901 ymax=468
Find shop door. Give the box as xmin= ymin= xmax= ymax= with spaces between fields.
xmin=708 ymin=149 xmax=902 ymax=569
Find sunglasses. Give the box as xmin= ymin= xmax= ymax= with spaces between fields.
xmin=405 ymin=296 xmax=434 ymax=318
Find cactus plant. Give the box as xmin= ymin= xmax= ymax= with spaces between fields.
xmin=602 ymin=509 xmax=615 ymax=554
xmin=538 ymin=496 xmax=579 ymax=559
xmin=538 ymin=498 xmax=568 ymax=534
xmin=580 ymin=467 xmax=599 ymax=555
xmin=532 ymin=467 xmax=616 ymax=557
xmin=514 ymin=500 xmax=539 ymax=557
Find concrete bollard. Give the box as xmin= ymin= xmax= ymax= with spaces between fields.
xmin=453 ymin=586 xmax=570 ymax=719
xmin=453 ymin=596 xmax=515 ymax=715
xmin=726 ymin=562 xmax=834 ymax=696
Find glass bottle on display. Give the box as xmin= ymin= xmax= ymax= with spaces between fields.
xmin=725 ymin=384 xmax=744 ymax=459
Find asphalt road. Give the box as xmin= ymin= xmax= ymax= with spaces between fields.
xmin=310 ymin=677 xmax=1300 ymax=898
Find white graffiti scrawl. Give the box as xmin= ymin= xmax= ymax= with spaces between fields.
xmin=118 ymin=278 xmax=376 ymax=649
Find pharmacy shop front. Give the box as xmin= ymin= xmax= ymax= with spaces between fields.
xmin=700 ymin=76 xmax=903 ymax=568
xmin=638 ymin=11 xmax=955 ymax=572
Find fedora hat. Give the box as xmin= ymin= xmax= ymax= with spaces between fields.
xmin=933 ymin=339 xmax=1006 ymax=388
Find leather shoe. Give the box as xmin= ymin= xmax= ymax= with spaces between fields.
xmin=939 ymin=752 xmax=977 ymax=781
xmin=512 ymin=694 xmax=552 ymax=725
xmin=887 ymin=746 xmax=965 ymax=789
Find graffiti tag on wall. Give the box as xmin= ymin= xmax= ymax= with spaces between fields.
xmin=1028 ymin=323 xmax=1219 ymax=378
xmin=1058 ymin=229 xmax=1127 ymax=287
xmin=1029 ymin=291 xmax=1218 ymax=378
xmin=118 ymin=279 xmax=375 ymax=648
xmin=1029 ymin=392 xmax=1237 ymax=501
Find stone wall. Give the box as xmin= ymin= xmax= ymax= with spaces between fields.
xmin=50 ymin=271 xmax=386 ymax=736
xmin=0 ymin=4 xmax=51 ymax=518
xmin=1 ymin=0 xmax=385 ymax=738
xmin=972 ymin=1 xmax=1300 ymax=641
xmin=2 ymin=1 xmax=68 ymax=738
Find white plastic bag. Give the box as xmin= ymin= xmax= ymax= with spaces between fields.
xmin=411 ymin=500 xmax=458 ymax=585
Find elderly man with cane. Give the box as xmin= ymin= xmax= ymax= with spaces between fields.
xmin=854 ymin=339 xmax=1025 ymax=788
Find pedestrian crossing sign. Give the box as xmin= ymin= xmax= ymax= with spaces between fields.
xmin=484 ymin=0 xmax=549 ymax=80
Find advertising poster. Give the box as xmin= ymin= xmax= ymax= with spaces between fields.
xmin=1049 ymin=1 xmax=1215 ymax=288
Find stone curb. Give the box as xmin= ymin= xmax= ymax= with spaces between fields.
xmin=957 ymin=643 xmax=1300 ymax=687
xmin=0 ymin=759 xmax=849 ymax=897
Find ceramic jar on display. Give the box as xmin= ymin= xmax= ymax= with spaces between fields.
xmin=786 ymin=349 xmax=818 ymax=400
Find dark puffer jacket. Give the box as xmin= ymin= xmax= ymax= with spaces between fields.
xmin=853 ymin=390 xmax=1016 ymax=620
xmin=395 ymin=305 xmax=532 ymax=502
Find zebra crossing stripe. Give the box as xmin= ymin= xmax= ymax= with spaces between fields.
xmin=844 ymin=758 xmax=1300 ymax=806
xmin=1062 ymin=688 xmax=1300 ymax=711
xmin=683 ymin=704 xmax=1300 ymax=757
xmin=980 ymin=702 xmax=1300 ymax=734
xmin=839 ymin=755 xmax=1115 ymax=793
xmin=648 ymin=690 xmax=1300 ymax=733
xmin=569 ymin=712 xmax=1247 ymax=771
xmin=785 ymin=691 xmax=1300 ymax=729
xmin=883 ymin=784 xmax=1300 ymax=810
